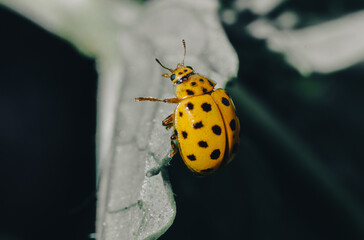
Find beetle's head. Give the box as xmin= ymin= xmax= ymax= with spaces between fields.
xmin=156 ymin=40 xmax=195 ymax=85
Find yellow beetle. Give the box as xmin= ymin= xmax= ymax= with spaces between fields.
xmin=136 ymin=40 xmax=240 ymax=175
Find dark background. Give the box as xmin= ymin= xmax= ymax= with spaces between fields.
xmin=0 ymin=7 xmax=96 ymax=240
xmin=1 ymin=0 xmax=364 ymax=239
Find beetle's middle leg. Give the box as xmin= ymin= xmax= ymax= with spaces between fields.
xmin=169 ymin=130 xmax=179 ymax=158
xmin=162 ymin=113 xmax=174 ymax=130
xmin=162 ymin=113 xmax=178 ymax=157
xmin=146 ymin=129 xmax=178 ymax=177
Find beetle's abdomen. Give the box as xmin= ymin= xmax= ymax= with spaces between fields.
xmin=174 ymin=94 xmax=226 ymax=175
xmin=211 ymin=89 xmax=240 ymax=167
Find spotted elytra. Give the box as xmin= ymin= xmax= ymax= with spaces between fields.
xmin=136 ymin=40 xmax=240 ymax=175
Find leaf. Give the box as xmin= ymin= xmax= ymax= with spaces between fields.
xmin=0 ymin=0 xmax=238 ymax=239
xmin=247 ymin=10 xmax=364 ymax=75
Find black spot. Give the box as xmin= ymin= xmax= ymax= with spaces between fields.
xmin=179 ymin=111 xmax=183 ymax=117
xmin=191 ymin=82 xmax=197 ymax=86
xmin=232 ymin=143 xmax=238 ymax=154
xmin=170 ymin=74 xmax=175 ymax=81
xmin=201 ymin=168 xmax=214 ymax=173
xmin=174 ymin=129 xmax=178 ymax=136
xmin=210 ymin=149 xmax=221 ymax=159
xmin=186 ymin=102 xmax=194 ymax=110
xmin=186 ymin=89 xmax=195 ymax=95
xmin=182 ymin=131 xmax=188 ymax=139
xmin=183 ymin=72 xmax=195 ymax=81
xmin=229 ymin=119 xmax=236 ymax=131
xmin=184 ymin=69 xmax=187 ymax=72
xmin=186 ymin=66 xmax=193 ymax=70
xmin=178 ymin=72 xmax=183 ymax=75
xmin=199 ymin=78 xmax=204 ymax=82
xmin=198 ymin=141 xmax=208 ymax=148
xmin=222 ymin=97 xmax=230 ymax=106
xmin=202 ymin=87 xmax=208 ymax=93
xmin=208 ymin=80 xmax=214 ymax=86
xmin=212 ymin=125 xmax=221 ymax=135
xmin=187 ymin=154 xmax=196 ymax=161
xmin=193 ymin=121 xmax=203 ymax=129
xmin=201 ymin=103 xmax=212 ymax=112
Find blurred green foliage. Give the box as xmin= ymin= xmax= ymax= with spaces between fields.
xmin=161 ymin=0 xmax=364 ymax=239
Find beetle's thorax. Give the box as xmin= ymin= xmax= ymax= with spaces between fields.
xmin=170 ymin=66 xmax=194 ymax=84
xmin=174 ymin=74 xmax=216 ymax=99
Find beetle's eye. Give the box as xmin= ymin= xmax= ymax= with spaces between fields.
xmin=186 ymin=66 xmax=193 ymax=70
xmin=170 ymin=74 xmax=176 ymax=81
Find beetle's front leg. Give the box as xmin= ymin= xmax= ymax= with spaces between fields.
xmin=135 ymin=97 xmax=180 ymax=104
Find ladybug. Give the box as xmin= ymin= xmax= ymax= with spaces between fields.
xmin=136 ymin=40 xmax=240 ymax=175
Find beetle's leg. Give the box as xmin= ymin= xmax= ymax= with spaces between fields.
xmin=162 ymin=113 xmax=174 ymax=130
xmin=168 ymin=130 xmax=179 ymax=158
xmin=135 ymin=97 xmax=180 ymax=104
xmin=169 ymin=142 xmax=179 ymax=158
xmin=146 ymin=131 xmax=178 ymax=177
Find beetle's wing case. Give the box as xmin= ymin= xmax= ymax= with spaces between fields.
xmin=211 ymin=89 xmax=240 ymax=167
xmin=174 ymin=94 xmax=226 ymax=175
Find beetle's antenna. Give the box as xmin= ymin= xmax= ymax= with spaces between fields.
xmin=181 ymin=39 xmax=186 ymax=66
xmin=155 ymin=58 xmax=173 ymax=72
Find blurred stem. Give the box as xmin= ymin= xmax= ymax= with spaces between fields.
xmin=227 ymin=81 xmax=364 ymax=237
